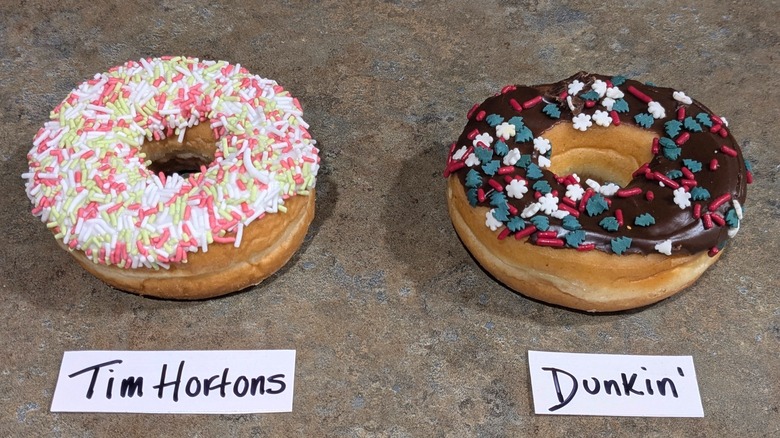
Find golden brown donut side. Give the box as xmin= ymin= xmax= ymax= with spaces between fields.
xmin=447 ymin=177 xmax=719 ymax=312
xmin=60 ymin=190 xmax=315 ymax=299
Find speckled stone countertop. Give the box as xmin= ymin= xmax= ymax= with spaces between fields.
xmin=1 ymin=1 xmax=778 ymax=436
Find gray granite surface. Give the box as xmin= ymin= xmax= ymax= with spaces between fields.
xmin=1 ymin=0 xmax=778 ymax=436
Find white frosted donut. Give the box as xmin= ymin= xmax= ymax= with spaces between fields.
xmin=24 ymin=56 xmax=320 ymax=298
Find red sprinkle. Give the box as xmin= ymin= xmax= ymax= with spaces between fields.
xmin=708 ymin=246 xmax=720 ymax=257
xmin=577 ymin=243 xmax=596 ymax=251
xmin=693 ymin=203 xmax=702 ymax=219
xmin=617 ymin=187 xmax=642 ymax=197
xmin=536 ymin=237 xmax=565 ymax=247
xmin=681 ymin=166 xmax=695 ymax=180
xmin=584 ymin=100 xmax=596 ymax=108
xmin=720 ymin=145 xmax=738 ymax=157
xmin=515 ymin=225 xmax=537 ymax=240
xmin=508 ymin=204 xmax=518 ymax=215
xmin=653 ymin=172 xmax=680 ymax=189
xmin=509 ymin=99 xmax=523 ymax=112
xmin=645 ymin=190 xmax=655 ymax=201
xmin=710 ymin=123 xmax=722 ymax=133
xmin=627 ymin=85 xmax=653 ymax=103
xmin=709 ymin=158 xmax=720 ymax=171
xmin=579 ymin=189 xmax=594 ymax=212
xmin=747 ymin=171 xmax=753 ymax=184
xmin=537 ymin=231 xmax=558 ymax=239
xmin=677 ymin=106 xmax=686 ymax=121
xmin=497 ymin=228 xmax=511 ymax=240
xmin=558 ymin=202 xmax=580 ymax=217
xmin=718 ymin=127 xmax=729 ymax=138
xmin=632 ymin=163 xmax=651 ymax=178
xmin=475 ymin=110 xmax=486 ymax=121
xmin=477 ymin=188 xmax=486 ymax=203
xmin=467 ymin=103 xmax=479 ymax=120
xmin=610 ymin=110 xmax=621 ymax=125
xmin=709 ymin=193 xmax=732 ymax=211
xmin=615 ymin=209 xmax=624 ymax=226
xmin=681 ymin=179 xmax=698 ymax=189
xmin=702 ymin=212 xmax=713 ymax=229
xmin=711 ymin=212 xmax=726 ymax=227
xmin=651 ymin=137 xmax=660 ymax=155
xmin=498 ymin=166 xmax=515 ymax=175
xmin=501 ymin=85 xmax=517 ymax=94
xmin=467 ymin=128 xmax=480 ymax=140
xmin=522 ymin=95 xmax=543 ymax=109
xmin=675 ymin=131 xmax=690 ymax=145
xmin=488 ymin=179 xmax=504 ymax=192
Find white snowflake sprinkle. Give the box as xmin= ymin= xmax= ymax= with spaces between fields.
xmin=672 ymin=91 xmax=692 ymax=105
xmin=572 ymin=113 xmax=592 ymax=131
xmin=601 ymin=97 xmax=615 ymax=111
xmin=673 ymin=187 xmax=692 ymax=209
xmin=592 ymin=110 xmax=612 ymax=127
xmin=452 ymin=146 xmax=468 ymax=160
xmin=485 ymin=209 xmax=503 ymax=231
xmin=585 ymin=178 xmax=601 ymax=191
xmin=506 ymin=178 xmax=528 ymax=199
xmin=465 ymin=153 xmax=480 ymax=167
xmin=654 ymin=239 xmax=673 ymax=255
xmin=606 ymin=86 xmax=624 ymax=99
xmin=495 ymin=122 xmax=516 ymax=141
xmin=591 ymin=79 xmax=607 ymax=98
xmin=568 ymin=80 xmax=585 ymax=96
xmin=648 ymin=101 xmax=666 ymax=119
xmin=600 ymin=183 xmax=620 ymax=196
xmin=551 ymin=209 xmax=570 ymax=219
xmin=533 ymin=136 xmax=552 ymax=154
xmin=521 ymin=202 xmax=540 ymax=218
xmin=538 ymin=155 xmax=551 ymax=168
xmin=733 ymin=200 xmax=743 ymax=219
xmin=473 ymin=132 xmax=494 ymax=148
xmin=538 ymin=193 xmax=559 ymax=215
xmin=721 ymin=116 xmax=729 ymax=127
xmin=728 ymin=221 xmax=740 ymax=237
xmin=503 ymin=148 xmax=521 ymax=166
xmin=565 ymin=183 xmax=585 ymax=201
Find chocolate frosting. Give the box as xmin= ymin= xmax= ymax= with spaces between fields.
xmin=445 ymin=73 xmax=749 ymax=256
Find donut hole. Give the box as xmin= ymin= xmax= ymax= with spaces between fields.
xmin=544 ymin=122 xmax=656 ymax=187
xmin=141 ymin=123 xmax=217 ymax=177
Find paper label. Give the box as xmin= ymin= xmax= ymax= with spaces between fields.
xmin=528 ymin=350 xmax=703 ymax=417
xmin=51 ymin=350 xmax=296 ymax=414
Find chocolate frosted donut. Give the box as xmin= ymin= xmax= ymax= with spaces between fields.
xmin=445 ymin=73 xmax=751 ymax=312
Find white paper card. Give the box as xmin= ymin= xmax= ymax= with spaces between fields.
xmin=528 ymin=350 xmax=703 ymax=417
xmin=51 ymin=350 xmax=296 ymax=414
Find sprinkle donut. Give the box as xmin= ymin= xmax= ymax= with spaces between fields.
xmin=24 ymin=56 xmax=320 ymax=299
xmin=445 ymin=72 xmax=750 ymax=312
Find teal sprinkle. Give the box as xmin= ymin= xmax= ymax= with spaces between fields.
xmin=532 ymin=180 xmax=552 ymax=194
xmin=562 ymin=215 xmax=581 ymax=231
xmin=474 ymin=147 xmax=493 ymax=163
xmin=507 ymin=216 xmax=526 ymax=232
xmin=612 ymin=99 xmax=629 ymax=113
xmin=516 ymin=155 xmax=532 ymax=169
xmin=492 ymin=203 xmax=509 ymax=221
xmin=467 ymin=188 xmax=479 ymax=206
xmin=599 ymin=216 xmax=620 ymax=232
xmin=514 ymin=125 xmax=534 ymax=143
xmin=585 ymin=194 xmax=609 ymax=217
xmin=579 ymin=90 xmax=600 ymax=101
xmin=744 ymin=159 xmax=753 ymax=172
xmin=634 ymin=113 xmax=654 ymax=128
xmin=717 ymin=239 xmax=728 ymax=250
xmin=486 ymin=114 xmax=504 ymax=127
xmin=634 ymin=213 xmax=656 ymax=227
xmin=659 ymin=137 xmax=677 ymax=149
xmin=611 ymin=236 xmax=632 ymax=255
xmin=529 ymin=215 xmax=549 ymax=231
xmin=695 ymin=112 xmax=713 ymax=127
xmin=666 ymin=169 xmax=684 ymax=179
xmin=507 ymin=116 xmax=524 ymax=127
xmin=683 ymin=117 xmax=703 ymax=132
xmin=725 ymin=208 xmax=739 ymax=227
xmin=663 ymin=146 xmax=682 ymax=160
xmin=664 ymin=120 xmax=683 ymax=138
xmin=645 ymin=81 xmax=656 ymax=86
xmin=564 ymin=230 xmax=586 ymax=248
xmin=494 ymin=141 xmax=509 ymax=157
xmin=683 ymin=159 xmax=703 ymax=172
xmin=543 ymin=103 xmax=561 ymax=119
xmin=526 ymin=163 xmax=543 ymax=179
xmin=465 ymin=169 xmax=482 ymax=188
xmin=690 ymin=187 xmax=711 ymax=201
xmin=482 ymin=160 xmax=500 ymax=176
xmin=611 ymin=75 xmax=627 ymax=86
xmin=490 ymin=191 xmax=507 ymax=208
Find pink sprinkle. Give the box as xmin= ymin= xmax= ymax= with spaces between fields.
xmin=475 ymin=110 xmax=486 ymax=121
xmin=501 ymin=85 xmax=517 ymax=94
xmin=702 ymin=213 xmax=713 ymax=229
xmin=708 ymin=246 xmax=720 ymax=257
xmin=708 ymin=193 xmax=732 ymax=211
xmin=617 ymin=187 xmax=642 ymax=197
xmin=509 ymin=99 xmax=523 ymax=112
xmin=718 ymin=127 xmax=729 ymax=138
xmin=515 ymin=225 xmax=537 ymax=240
xmin=693 ymin=203 xmax=702 ymax=219
xmin=467 ymin=103 xmax=479 ymax=119
xmin=747 ymin=171 xmax=753 ymax=184
xmin=627 ymin=85 xmax=653 ymax=103
xmin=651 ymin=137 xmax=660 ymax=155
xmin=477 ymin=188 xmax=486 ymax=203
xmin=615 ymin=209 xmax=624 ymax=226
xmin=645 ymin=190 xmax=655 ymax=201
xmin=522 ymin=95 xmax=543 ymax=109
xmin=720 ymin=145 xmax=738 ymax=157
xmin=675 ymin=132 xmax=690 ymax=145
xmin=677 ymin=107 xmax=685 ymax=121
xmin=497 ymin=166 xmax=515 ymax=175
xmin=467 ymin=129 xmax=480 ymax=140
xmin=558 ymin=91 xmax=568 ymax=100
xmin=710 ymin=123 xmax=722 ymax=133
xmin=584 ymin=100 xmax=596 ymax=108
xmin=577 ymin=243 xmax=596 ymax=251
xmin=537 ymin=231 xmax=558 ymax=239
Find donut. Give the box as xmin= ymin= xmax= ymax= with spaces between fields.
xmin=24 ymin=56 xmax=320 ymax=299
xmin=445 ymin=72 xmax=751 ymax=312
